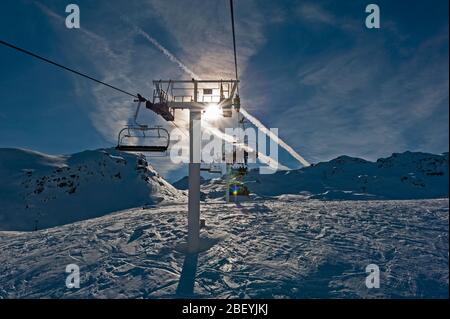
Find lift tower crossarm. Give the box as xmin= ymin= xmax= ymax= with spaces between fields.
xmin=151 ymin=79 xmax=239 ymax=112
xmin=152 ymin=80 xmax=239 ymax=83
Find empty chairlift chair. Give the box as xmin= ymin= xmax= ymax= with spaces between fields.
xmin=200 ymin=162 xmax=223 ymax=174
xmin=116 ymin=126 xmax=170 ymax=153
xmin=116 ymin=95 xmax=170 ymax=153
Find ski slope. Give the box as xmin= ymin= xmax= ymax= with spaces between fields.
xmin=0 ymin=198 xmax=447 ymax=298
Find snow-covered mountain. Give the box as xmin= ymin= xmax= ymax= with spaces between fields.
xmin=0 ymin=149 xmax=447 ymax=231
xmin=0 ymin=148 xmax=184 ymax=231
xmin=195 ymin=151 xmax=449 ymax=200
xmin=0 ymin=149 xmax=448 ymax=298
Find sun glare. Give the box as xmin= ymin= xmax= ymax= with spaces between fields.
xmin=203 ymin=103 xmax=221 ymax=121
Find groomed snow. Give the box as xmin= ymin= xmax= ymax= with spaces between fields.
xmin=0 ymin=198 xmax=447 ymax=298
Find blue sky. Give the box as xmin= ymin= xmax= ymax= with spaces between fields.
xmin=0 ymin=0 xmax=448 ymax=181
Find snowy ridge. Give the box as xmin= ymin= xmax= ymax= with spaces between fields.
xmin=197 ymin=151 xmax=449 ymax=200
xmin=0 ymin=148 xmax=185 ymax=231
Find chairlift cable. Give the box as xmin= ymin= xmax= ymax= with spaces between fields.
xmin=229 ymin=0 xmax=239 ymax=95
xmin=0 ymin=40 xmax=139 ymax=99
xmin=0 ymin=39 xmax=189 ymax=137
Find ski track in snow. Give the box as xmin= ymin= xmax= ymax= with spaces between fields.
xmin=0 ymin=198 xmax=448 ymax=299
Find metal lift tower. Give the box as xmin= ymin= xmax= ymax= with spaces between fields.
xmin=147 ymin=79 xmax=240 ymax=252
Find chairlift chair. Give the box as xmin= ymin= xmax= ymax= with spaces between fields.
xmin=200 ymin=163 xmax=222 ymax=174
xmin=116 ymin=95 xmax=170 ymax=153
xmin=209 ymin=164 xmax=222 ymax=174
xmin=116 ymin=126 xmax=170 ymax=153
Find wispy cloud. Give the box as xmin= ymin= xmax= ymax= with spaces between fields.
xmin=31 ymin=0 xmax=448 ymax=173
xmin=239 ymin=1 xmax=449 ymax=163
xmin=297 ymin=3 xmax=336 ymax=26
xmin=33 ymin=0 xmax=277 ymax=175
xmin=146 ymin=0 xmax=267 ymax=79
xmin=33 ymin=1 xmax=118 ymax=60
xmin=33 ymin=1 xmax=139 ymax=142
xmin=131 ymin=24 xmax=200 ymax=80
xmin=282 ymin=34 xmax=448 ymax=160
xmin=296 ymin=1 xmax=358 ymax=32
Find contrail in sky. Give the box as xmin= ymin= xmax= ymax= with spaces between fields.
xmin=36 ymin=2 xmax=308 ymax=169
xmin=74 ymin=12 xmax=308 ymax=168
xmin=133 ymin=26 xmax=200 ymax=80
xmin=34 ymin=1 xmax=118 ymax=60
xmin=203 ymin=124 xmax=290 ymax=171
xmin=134 ymin=23 xmax=308 ymax=167
xmin=240 ymin=108 xmax=310 ymax=167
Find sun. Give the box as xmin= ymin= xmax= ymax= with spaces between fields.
xmin=203 ymin=103 xmax=221 ymax=121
